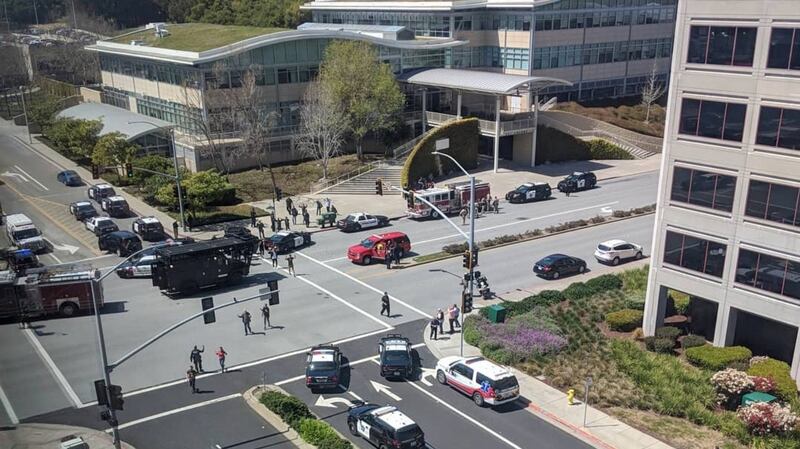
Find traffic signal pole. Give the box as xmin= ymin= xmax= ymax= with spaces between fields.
xmin=90 ymin=279 xmax=120 ymax=449
xmin=466 ymin=174 xmax=475 ymax=357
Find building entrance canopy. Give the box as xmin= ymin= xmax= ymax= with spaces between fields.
xmin=58 ymin=103 xmax=172 ymax=141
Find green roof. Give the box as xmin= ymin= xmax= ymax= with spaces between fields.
xmin=109 ymin=23 xmax=289 ymax=52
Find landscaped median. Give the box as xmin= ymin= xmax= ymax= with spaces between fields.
xmin=411 ymin=204 xmax=656 ymax=265
xmin=243 ymin=385 xmax=352 ymax=449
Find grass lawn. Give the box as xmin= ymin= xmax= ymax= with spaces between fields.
xmin=553 ymin=102 xmax=666 ymax=137
xmin=109 ymin=23 xmax=288 ymax=52
xmin=228 ymin=154 xmax=367 ymax=202
xmin=162 ymin=204 xmax=269 ymax=227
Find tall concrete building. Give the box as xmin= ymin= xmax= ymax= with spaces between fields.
xmin=644 ymin=0 xmax=800 ymax=383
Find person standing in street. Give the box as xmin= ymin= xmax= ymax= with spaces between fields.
xmin=187 ymin=366 xmax=198 ymax=393
xmin=286 ymin=197 xmax=293 ymax=214
xmin=190 ymin=345 xmax=204 ymax=372
xmin=460 ymin=207 xmax=468 ymax=225
xmin=324 ymin=197 xmax=331 ymax=212
xmin=303 ymin=210 xmax=310 ymax=227
xmin=380 ymin=292 xmax=391 ymax=317
xmin=493 ymin=196 xmax=500 ymax=214
xmin=330 ymin=204 xmax=337 ymax=215
xmin=257 ymin=220 xmax=265 ymax=239
xmin=216 ymin=347 xmax=227 ymax=373
xmin=276 ymin=218 xmax=283 ymax=231
xmin=385 ymin=242 xmax=393 ymax=270
xmin=436 ymin=308 xmax=445 ymax=335
xmin=250 ymin=207 xmax=257 ymax=227
xmin=291 ymin=206 xmax=298 ymax=225
xmin=393 ymin=244 xmax=402 ymax=265
xmin=429 ymin=315 xmax=439 ymax=340
xmin=173 ymin=221 xmax=179 ymax=239
xmin=300 ymin=203 xmax=307 ymax=217
xmin=448 ymin=305 xmax=457 ymax=334
xmin=316 ymin=199 xmax=322 ymax=216
xmin=258 ymin=238 xmax=265 ymax=256
xmin=270 ymin=247 xmax=279 ymax=268
xmin=261 ymin=303 xmax=271 ymax=330
xmin=270 ymin=213 xmax=276 ymax=233
xmin=284 ymin=216 xmax=290 ymax=231
xmin=238 ymin=310 xmax=252 ymax=335
xmin=452 ymin=303 xmax=461 ymax=329
xmin=286 ymin=254 xmax=295 ymax=276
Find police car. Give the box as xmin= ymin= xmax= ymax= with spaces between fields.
xmin=267 ymin=231 xmax=312 ymax=254
xmin=347 ymin=403 xmax=425 ymax=449
xmin=337 ymin=212 xmax=390 ymax=232
xmin=100 ymin=196 xmax=130 ymax=218
xmin=87 ymin=184 xmax=116 ymax=202
xmin=85 ymin=216 xmax=119 ymax=236
xmin=557 ymin=171 xmax=597 ymax=193
xmin=378 ymin=334 xmax=413 ymax=379
xmin=69 ymin=201 xmax=98 ymax=221
xmin=305 ymin=345 xmax=342 ymax=391
xmin=505 ymin=182 xmax=552 ymax=203
xmin=132 ymin=216 xmax=165 ymax=241
xmin=435 ymin=356 xmax=520 ymax=407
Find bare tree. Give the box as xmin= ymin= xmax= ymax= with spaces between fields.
xmin=181 ymin=77 xmax=229 ymax=174
xmin=296 ymin=81 xmax=347 ymax=180
xmin=641 ymin=62 xmax=666 ymax=124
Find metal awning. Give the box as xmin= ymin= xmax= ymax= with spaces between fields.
xmin=57 ymin=103 xmax=172 ymax=141
xmin=398 ymin=68 xmax=572 ymax=95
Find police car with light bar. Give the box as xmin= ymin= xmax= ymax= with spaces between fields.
xmin=347 ymin=403 xmax=425 ymax=449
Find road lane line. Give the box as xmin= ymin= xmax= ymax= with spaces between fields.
xmin=47 ymin=252 xmax=63 ymax=264
xmin=110 ymin=393 xmax=242 ymax=431
xmin=12 ymin=135 xmax=65 ymax=170
xmin=296 ymin=251 xmax=431 ymax=319
xmin=22 ymin=328 xmax=82 ymax=407
xmin=0 ymin=380 xmax=19 ymax=425
xmin=14 ymin=164 xmax=49 ymax=191
xmin=323 ymin=256 xmax=347 ymax=263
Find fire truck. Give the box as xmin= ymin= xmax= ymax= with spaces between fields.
xmin=0 ymin=265 xmax=102 ymax=319
xmin=406 ymin=181 xmax=491 ymax=219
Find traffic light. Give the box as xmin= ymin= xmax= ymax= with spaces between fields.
xmin=462 ymin=250 xmax=470 ymax=269
xmin=275 ymin=187 xmax=283 ymax=202
xmin=201 ymin=296 xmax=216 ymax=324
xmin=406 ymin=191 xmax=414 ymax=209
xmin=462 ymin=291 xmax=473 ymax=314
xmin=267 ymin=279 xmax=279 ymax=305
xmin=375 ymin=179 xmax=383 ymax=196
xmin=108 ymin=384 xmax=124 ymax=411
xmin=94 ymin=379 xmax=108 ymax=406
xmin=91 ymin=164 xmax=100 ymax=179
xmin=125 ymin=162 xmax=133 ymax=178
xmin=471 ymin=248 xmax=478 ymax=268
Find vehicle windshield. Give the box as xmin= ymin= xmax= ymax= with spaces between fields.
xmin=270 ymin=234 xmax=285 ymax=243
xmin=490 ymin=376 xmax=519 ymax=391
xmin=515 ymin=185 xmax=528 ymax=193
xmin=395 ymin=426 xmax=422 ymax=441
xmin=598 ymin=244 xmax=611 ymax=251
xmin=13 ymin=229 xmax=40 ymax=240
xmin=345 ymin=215 xmax=357 ymax=222
xmin=360 ymin=239 xmax=375 ymax=249
xmin=99 ymin=221 xmax=116 ymax=228
xmin=384 ymin=351 xmax=409 ymax=364
xmin=77 ymin=204 xmax=93 ymax=211
xmin=538 ymin=256 xmax=558 ymax=265
xmin=309 ymin=362 xmax=337 ymax=371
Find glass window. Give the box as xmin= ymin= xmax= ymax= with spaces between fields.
xmin=783 ymin=260 xmax=800 ymax=299
xmin=767 ymin=29 xmax=794 ymax=69
xmin=757 ymin=253 xmax=787 ymax=295
xmin=779 ymin=108 xmax=800 ymax=150
xmin=679 ymin=99 xmax=700 ymax=135
xmin=664 ymin=231 xmax=684 ymax=266
xmin=680 ymin=99 xmax=744 ymax=142
xmin=698 ymin=101 xmax=725 ymax=139
xmin=680 ymin=235 xmax=707 ymax=272
xmin=723 ymin=103 xmax=746 ymax=141
xmin=663 ymin=230 xmax=727 ymax=278
xmin=707 ymin=26 xmax=736 ymax=65
xmin=687 ymin=25 xmax=756 ymax=66
xmin=735 ymin=249 xmax=759 ymax=287
xmin=670 ymin=167 xmax=692 ymax=203
xmin=735 ymin=249 xmax=800 ymax=300
xmin=733 ymin=27 xmax=757 ymax=66
xmin=745 ymin=180 xmax=771 ymax=220
xmin=767 ymin=183 xmax=799 ymax=225
xmin=756 ymin=106 xmax=782 ymax=147
xmin=757 ymin=106 xmax=800 ymax=150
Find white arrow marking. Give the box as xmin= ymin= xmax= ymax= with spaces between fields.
xmin=314 ymin=395 xmax=353 ymax=409
xmin=1 ymin=171 xmax=28 ymax=182
xmin=370 ymin=380 xmax=401 ymax=401
xmin=419 ymin=368 xmax=436 ymax=387
xmin=52 ymin=242 xmax=80 ymax=254
xmin=600 ymin=206 xmax=613 ymax=214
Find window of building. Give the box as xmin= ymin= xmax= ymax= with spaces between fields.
xmin=756 ymin=106 xmax=800 ymax=150
xmin=670 ymin=167 xmax=736 ymax=212
xmin=664 ymin=230 xmax=727 ymax=277
xmin=736 ymin=249 xmax=800 ymax=300
xmin=687 ymin=26 xmax=757 ymax=66
xmin=745 ymin=180 xmax=800 ymax=227
xmin=767 ymin=28 xmax=800 ymax=70
xmin=679 ymin=98 xmax=746 ymax=142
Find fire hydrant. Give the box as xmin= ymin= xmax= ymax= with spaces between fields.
xmin=567 ymin=388 xmax=576 ymax=405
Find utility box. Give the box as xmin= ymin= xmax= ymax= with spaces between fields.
xmin=741 ymin=391 xmax=777 ymax=407
xmin=60 ymin=436 xmax=89 ymax=449
xmin=486 ymin=304 xmax=507 ymax=323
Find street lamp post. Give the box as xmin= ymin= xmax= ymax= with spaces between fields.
xmin=18 ymin=85 xmax=32 ymax=143
xmin=432 ymin=151 xmax=474 ymax=358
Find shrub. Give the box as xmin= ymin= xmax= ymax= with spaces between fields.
xmin=604 ymin=309 xmax=643 ymax=332
xmin=685 ymin=346 xmax=753 ymax=371
xmin=297 ymin=419 xmax=343 ymax=446
xmin=402 ymin=118 xmax=479 ymax=187
xmin=621 ymin=265 xmax=649 ymax=296
xmin=631 ymin=327 xmax=644 ymax=341
xmin=563 ymin=282 xmax=595 ymax=300
xmin=655 ymin=326 xmax=682 ymax=341
xmin=585 ymin=274 xmax=623 ymax=292
xmin=586 ymin=139 xmax=634 ymax=160
xmin=482 ymin=324 xmax=567 ymax=362
xmin=670 ymin=290 xmax=691 ymax=315
xmin=537 ymin=290 xmax=566 ymax=305
xmin=747 ymin=358 xmax=799 ymax=403
xmin=737 ymin=402 xmax=799 ymax=436
xmin=260 ymin=390 xmax=313 ymax=428
xmin=503 ymin=291 xmax=565 ymax=316
xmin=536 ymin=125 xmax=591 ymax=163
xmin=463 ymin=314 xmax=488 ymax=346
xmin=652 ymin=337 xmax=676 ymax=353
xmin=751 ymin=376 xmax=777 ymax=394
xmin=681 ymin=335 xmax=707 ymax=349
xmin=317 ymin=439 xmax=353 ymax=449
xmin=442 ymin=242 xmax=469 ymax=254
xmin=712 ymin=369 xmax=754 ymax=397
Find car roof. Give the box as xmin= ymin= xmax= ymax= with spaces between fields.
xmin=74 ymin=201 xmax=92 ymax=206
xmin=371 ymin=406 xmax=416 ymax=430
xmin=139 ymin=217 xmax=160 ymax=224
xmin=107 ymin=196 xmax=126 ymax=201
xmin=275 ymin=231 xmax=291 ymax=237
xmin=600 ymin=239 xmax=627 ymax=246
xmin=464 ymin=356 xmax=514 ymax=380
xmin=95 ymin=184 xmax=113 ymax=189
xmin=309 ymin=350 xmax=335 ymax=362
xmin=95 ymin=216 xmax=114 ymax=222
xmin=61 ymin=170 xmax=78 ymax=175
xmin=541 ymin=253 xmax=568 ymax=260
xmin=108 ymin=231 xmax=136 ymax=238
xmin=369 ymin=232 xmax=407 ymax=241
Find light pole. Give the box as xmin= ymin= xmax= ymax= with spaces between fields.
xmin=18 ymin=85 xmax=32 ymax=143
xmin=432 ymin=151 xmax=475 ymax=357
xmin=128 ymin=121 xmax=187 ymax=231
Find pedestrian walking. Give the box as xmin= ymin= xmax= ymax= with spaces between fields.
xmin=448 ymin=305 xmax=457 ymax=334
xmin=286 ymin=197 xmax=293 ymax=214
xmin=250 ymin=207 xmax=257 ymax=227
xmin=190 ymin=345 xmax=204 ymax=372
xmin=429 ymin=315 xmax=439 ymax=340
xmin=261 ymin=303 xmax=271 ymax=329
xmin=238 ymin=310 xmax=252 ymax=335
xmin=276 ymin=218 xmax=283 ymax=231
xmin=216 ymin=346 xmax=227 ymax=373
xmin=284 ymin=217 xmax=290 ymax=230
xmin=291 ymin=207 xmax=298 ymax=225
xmin=257 ymin=221 xmax=265 ymax=239
xmin=380 ymin=292 xmax=391 ymax=316
xmin=286 ymin=254 xmax=295 ymax=276
xmin=315 ymin=199 xmax=322 ymax=216
xmin=460 ymin=207 xmax=468 ymax=225
xmin=173 ymin=221 xmax=179 ymax=239
xmin=300 ymin=203 xmax=307 ymax=216
xmin=436 ymin=308 xmax=445 ymax=335
xmin=493 ymin=196 xmax=500 ymax=214
xmin=187 ymin=366 xmax=198 ymax=393
xmin=270 ymin=248 xmax=279 ymax=268
xmin=452 ymin=303 xmax=461 ymax=329
xmin=324 ymin=197 xmax=331 ymax=212
xmin=303 ymin=211 xmax=310 ymax=227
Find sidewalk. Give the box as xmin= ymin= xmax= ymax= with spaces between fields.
xmin=423 ymin=259 xmax=674 ymax=449
xmin=0 ymin=423 xmax=136 ymax=449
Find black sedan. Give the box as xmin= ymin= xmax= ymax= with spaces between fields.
xmin=305 ymin=345 xmax=342 ymax=391
xmin=267 ymin=231 xmax=312 ymax=253
xmin=533 ymin=254 xmax=586 ymax=280
xmin=557 ymin=171 xmax=596 ymax=193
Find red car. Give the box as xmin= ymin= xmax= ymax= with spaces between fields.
xmin=347 ymin=232 xmax=411 ymax=265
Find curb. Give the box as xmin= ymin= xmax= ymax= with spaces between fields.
xmin=243 ymin=385 xmax=315 ymax=449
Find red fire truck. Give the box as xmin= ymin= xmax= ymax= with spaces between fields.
xmin=406 ymin=182 xmax=491 ymax=219
xmin=0 ymin=266 xmax=102 ymax=319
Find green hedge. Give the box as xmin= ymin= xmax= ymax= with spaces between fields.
xmin=684 ymin=346 xmax=752 ymax=371
xmin=605 ymin=309 xmax=643 ymax=332
xmin=535 ymin=125 xmax=591 ymax=164
xmin=655 ymin=326 xmax=682 ymax=341
xmin=644 ymin=336 xmax=676 ymax=353
xmin=747 ymin=358 xmax=798 ymax=403
xmin=680 ymin=335 xmax=707 ymax=349
xmin=401 ymin=118 xmax=479 ymax=188
xmin=260 ymin=390 xmax=313 ymax=428
xmin=501 ymin=290 xmax=566 ymax=317
xmin=586 ymin=274 xmax=624 ymax=292
xmin=260 ymin=390 xmax=352 ymax=448
xmin=586 ymin=139 xmax=634 ymax=160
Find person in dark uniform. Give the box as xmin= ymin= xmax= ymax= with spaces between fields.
xmin=261 ymin=303 xmax=271 ymax=329
xmin=303 ymin=210 xmax=310 ymax=227
xmin=286 ymin=197 xmax=293 ymax=214
xmin=190 ymin=345 xmax=204 ymax=372
xmin=250 ymin=207 xmax=257 ymax=227
xmin=187 ymin=366 xmax=198 ymax=393
xmin=316 ymin=200 xmax=322 ymax=216
xmin=286 ymin=254 xmax=295 ymax=276
xmin=283 ymin=216 xmax=290 ymax=230
xmin=173 ymin=221 xmax=179 ymax=239
xmin=429 ymin=315 xmax=439 ymax=340
xmin=270 ymin=214 xmax=276 ymax=232
xmin=257 ymin=221 xmax=265 ymax=238
xmin=291 ymin=207 xmax=298 ymax=225
xmin=380 ymin=292 xmax=390 ymax=316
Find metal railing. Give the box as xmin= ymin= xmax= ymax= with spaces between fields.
xmin=425 ymin=111 xmax=537 ymax=137
xmin=538 ymin=113 xmax=657 ymax=158
xmin=392 ymin=134 xmax=424 ymax=160
xmin=542 ymin=111 xmax=663 ymax=154
xmin=310 ymin=160 xmax=387 ymax=194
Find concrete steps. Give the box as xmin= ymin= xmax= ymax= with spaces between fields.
xmin=320 ymin=165 xmax=403 ymax=195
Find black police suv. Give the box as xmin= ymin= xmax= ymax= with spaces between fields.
xmin=268 ymin=231 xmax=312 ymax=254
xmin=347 ymin=403 xmax=425 ymax=449
xmin=132 ymin=216 xmax=165 ymax=241
xmin=533 ymin=253 xmax=587 ymax=280
xmin=378 ymin=334 xmax=413 ymax=379
xmin=557 ymin=171 xmax=597 ymax=193
xmin=69 ymin=201 xmax=98 ymax=221
xmin=305 ymin=345 xmax=342 ymax=391
xmin=99 ymin=231 xmax=142 ymax=257
xmin=505 ymin=182 xmax=552 ymax=203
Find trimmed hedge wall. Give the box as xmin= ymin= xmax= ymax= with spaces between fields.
xmin=260 ymin=390 xmax=352 ymax=448
xmin=401 ymin=118 xmax=479 ymax=188
xmin=605 ymin=309 xmax=643 ymax=332
xmin=535 ymin=127 xmax=634 ymax=164
xmin=747 ymin=358 xmax=798 ymax=403
xmin=586 ymin=139 xmax=634 ymax=160
xmin=684 ymin=345 xmax=752 ymax=371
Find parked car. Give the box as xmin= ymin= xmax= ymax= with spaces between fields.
xmin=85 ymin=216 xmax=119 ymax=236
xmin=98 ymin=231 xmax=142 ymax=257
xmin=132 ymin=216 xmax=165 ymax=241
xmin=337 ymin=213 xmax=390 ymax=232
xmin=305 ymin=345 xmax=342 ymax=391
xmin=267 ymin=231 xmax=312 ymax=254
xmin=505 ymin=182 xmax=552 ymax=203
xmin=57 ymin=170 xmax=82 ymax=186
xmin=347 ymin=232 xmax=411 ymax=265
xmin=347 ymin=403 xmax=425 ymax=449
xmin=115 ymin=254 xmax=157 ymax=278
xmin=69 ymin=201 xmax=98 ymax=221
xmin=87 ymin=184 xmax=116 ymax=202
xmin=533 ymin=254 xmax=586 ymax=279
xmin=594 ymin=239 xmax=643 ymax=265
xmin=378 ymin=334 xmax=413 ymax=379
xmin=100 ymin=196 xmax=130 ymax=218
xmin=557 ymin=172 xmax=596 ymax=193
xmin=435 ymin=356 xmax=520 ymax=407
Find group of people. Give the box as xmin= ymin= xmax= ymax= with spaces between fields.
xmin=429 ymin=304 xmax=462 ymax=340
xmin=415 ymin=174 xmax=435 ymax=191
xmin=458 ymin=196 xmax=501 ymax=225
xmin=383 ymin=240 xmax=404 ymax=270
xmin=186 ymin=345 xmax=229 ymax=394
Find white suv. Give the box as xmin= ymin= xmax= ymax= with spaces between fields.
xmin=594 ymin=239 xmax=643 ymax=265
xmin=435 ymin=356 xmax=520 ymax=407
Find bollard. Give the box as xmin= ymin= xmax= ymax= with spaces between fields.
xmin=567 ymin=388 xmax=576 ymax=405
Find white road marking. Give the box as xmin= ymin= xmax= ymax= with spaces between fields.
xmin=296 ymin=251 xmax=431 ymax=319
xmin=14 ymin=165 xmax=49 ymax=191
xmin=315 ymin=395 xmax=354 ymax=408
xmin=51 ymin=242 xmax=80 ymax=254
xmin=419 ymin=367 xmax=436 ymax=387
xmin=47 ymin=252 xmax=63 ymax=264
xmin=0 ymin=380 xmax=19 ymax=425
xmin=323 ymin=256 xmax=347 ymax=263
xmin=1 ymin=171 xmax=28 ymax=182
xmin=347 ymin=391 xmax=363 ymax=401
xmin=370 ymin=380 xmax=401 ymax=401
xmin=110 ymin=393 xmax=242 ymax=431
xmin=22 ymin=328 xmax=82 ymax=407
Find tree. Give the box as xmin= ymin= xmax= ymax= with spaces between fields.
xmin=296 ymin=81 xmax=346 ymax=179
xmin=156 ymin=169 xmax=232 ymax=211
xmin=319 ymin=40 xmax=405 ymax=160
xmin=130 ymin=154 xmax=173 ymax=185
xmin=27 ymin=95 xmax=61 ymax=129
xmin=640 ymin=63 xmax=666 ymax=124
xmin=92 ymin=132 xmax=138 ymax=168
xmin=45 ymin=117 xmax=102 ymax=159
xmin=181 ymin=75 xmax=229 ymax=174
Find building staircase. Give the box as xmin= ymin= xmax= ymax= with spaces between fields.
xmin=315 ymin=161 xmax=403 ymax=195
